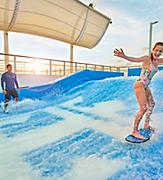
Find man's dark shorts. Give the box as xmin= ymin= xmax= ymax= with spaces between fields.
xmin=5 ymin=89 xmax=18 ymax=102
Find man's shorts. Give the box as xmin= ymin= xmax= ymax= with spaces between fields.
xmin=5 ymin=89 xmax=18 ymax=102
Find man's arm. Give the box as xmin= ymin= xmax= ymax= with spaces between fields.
xmin=14 ymin=74 xmax=19 ymax=89
xmin=1 ymin=74 xmax=5 ymax=90
xmin=1 ymin=74 xmax=7 ymax=94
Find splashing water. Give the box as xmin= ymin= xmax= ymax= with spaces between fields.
xmin=0 ymin=71 xmax=163 ymax=180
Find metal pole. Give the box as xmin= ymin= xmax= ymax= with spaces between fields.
xmin=49 ymin=59 xmax=52 ymax=75
xmin=148 ymin=21 xmax=158 ymax=55
xmin=70 ymin=44 xmax=73 ymax=74
xmin=148 ymin=23 xmax=152 ymax=55
xmin=14 ymin=55 xmax=16 ymax=72
xmin=3 ymin=31 xmax=9 ymax=69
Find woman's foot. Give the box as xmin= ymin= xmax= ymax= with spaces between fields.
xmin=132 ymin=130 xmax=146 ymax=140
xmin=144 ymin=123 xmax=155 ymax=132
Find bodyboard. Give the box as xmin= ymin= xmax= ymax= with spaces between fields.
xmin=125 ymin=128 xmax=154 ymax=143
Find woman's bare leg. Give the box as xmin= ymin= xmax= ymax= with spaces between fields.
xmin=144 ymin=88 xmax=155 ymax=130
xmin=132 ymin=83 xmax=148 ymax=139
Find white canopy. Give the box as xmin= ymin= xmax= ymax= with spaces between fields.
xmin=0 ymin=0 xmax=111 ymax=48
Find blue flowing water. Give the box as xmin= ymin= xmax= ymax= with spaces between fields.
xmin=0 ymin=71 xmax=163 ymax=180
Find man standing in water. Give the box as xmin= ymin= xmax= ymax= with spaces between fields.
xmin=1 ymin=64 xmax=20 ymax=112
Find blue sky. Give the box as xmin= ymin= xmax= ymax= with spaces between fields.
xmin=0 ymin=0 xmax=162 ymax=66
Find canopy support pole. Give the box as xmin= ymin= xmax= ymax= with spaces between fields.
xmin=70 ymin=44 xmax=74 ymax=74
xmin=3 ymin=31 xmax=9 ymax=69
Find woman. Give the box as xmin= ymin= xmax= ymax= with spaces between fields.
xmin=114 ymin=42 xmax=163 ymax=139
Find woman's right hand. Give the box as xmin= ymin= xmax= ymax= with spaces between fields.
xmin=114 ymin=48 xmax=125 ymax=58
xmin=3 ymin=90 xmax=7 ymax=95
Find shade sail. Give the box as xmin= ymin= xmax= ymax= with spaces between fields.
xmin=0 ymin=0 xmax=111 ymax=48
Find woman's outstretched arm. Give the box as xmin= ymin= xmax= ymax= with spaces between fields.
xmin=114 ymin=48 xmax=147 ymax=62
xmin=158 ymin=58 xmax=163 ymax=64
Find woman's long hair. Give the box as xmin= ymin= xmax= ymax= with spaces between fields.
xmin=151 ymin=42 xmax=163 ymax=62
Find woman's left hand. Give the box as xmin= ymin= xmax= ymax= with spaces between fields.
xmin=114 ymin=48 xmax=125 ymax=58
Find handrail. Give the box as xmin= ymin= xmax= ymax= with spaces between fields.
xmin=1 ymin=53 xmax=162 ymax=76
xmin=0 ymin=53 xmax=111 ymax=67
xmin=0 ymin=53 xmax=116 ymax=75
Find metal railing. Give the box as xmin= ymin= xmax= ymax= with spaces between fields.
xmin=0 ymin=53 xmax=123 ymax=76
xmin=2 ymin=53 xmax=161 ymax=76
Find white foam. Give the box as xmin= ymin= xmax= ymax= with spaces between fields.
xmin=0 ymin=75 xmax=163 ymax=180
xmin=59 ymin=157 xmax=126 ymax=180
